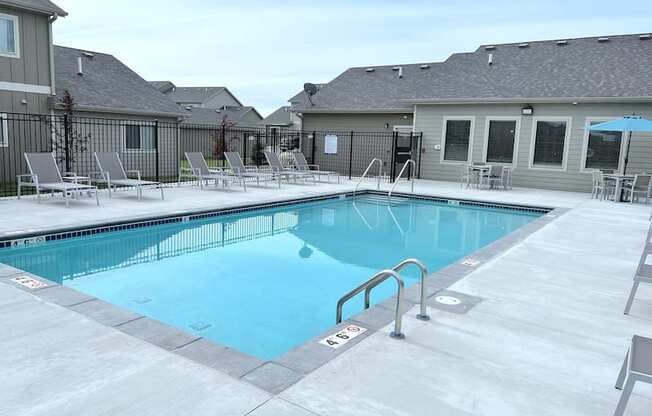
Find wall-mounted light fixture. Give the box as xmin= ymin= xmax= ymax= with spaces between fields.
xmin=521 ymin=105 xmax=534 ymax=116
xmin=384 ymin=123 xmax=390 ymax=129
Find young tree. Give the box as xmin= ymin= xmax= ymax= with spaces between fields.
xmin=212 ymin=113 xmax=240 ymax=163
xmin=48 ymin=90 xmax=91 ymax=172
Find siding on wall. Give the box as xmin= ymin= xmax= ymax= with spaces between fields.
xmin=301 ymin=113 xmax=413 ymax=131
xmin=0 ymin=5 xmax=52 ymax=115
xmin=415 ymin=102 xmax=652 ymax=192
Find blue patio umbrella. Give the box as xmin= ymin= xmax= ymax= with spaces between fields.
xmin=590 ymin=115 xmax=652 ymax=175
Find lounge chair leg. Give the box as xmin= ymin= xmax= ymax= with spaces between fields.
xmin=36 ymin=187 xmax=40 ymax=204
xmin=616 ymin=350 xmax=629 ymax=390
xmin=624 ymin=281 xmax=640 ymax=315
xmin=65 ymin=191 xmax=69 ymax=208
xmin=613 ymin=377 xmax=635 ymax=416
xmin=160 ymin=186 xmax=165 ymax=200
xmin=95 ymin=189 xmax=100 ymax=206
xmin=17 ymin=182 xmax=21 ymax=200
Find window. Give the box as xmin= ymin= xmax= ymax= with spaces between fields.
xmin=584 ymin=119 xmax=623 ymax=171
xmin=485 ymin=119 xmax=518 ymax=164
xmin=530 ymin=119 xmax=569 ymax=169
xmin=0 ymin=113 xmax=7 ymax=147
xmin=125 ymin=124 xmax=156 ymax=150
xmin=0 ymin=13 xmax=19 ymax=58
xmin=442 ymin=118 xmax=473 ymax=162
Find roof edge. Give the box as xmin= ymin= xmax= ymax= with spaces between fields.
xmin=296 ymin=107 xmax=413 ymax=114
xmin=404 ymin=96 xmax=652 ymax=105
xmin=0 ymin=0 xmax=67 ymax=16
xmin=52 ymin=103 xmax=186 ymax=119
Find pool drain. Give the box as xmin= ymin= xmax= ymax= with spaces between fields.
xmin=434 ymin=295 xmax=462 ymax=306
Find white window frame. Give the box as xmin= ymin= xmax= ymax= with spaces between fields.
xmin=123 ymin=121 xmax=157 ymax=153
xmin=580 ymin=117 xmax=626 ymax=174
xmin=482 ymin=116 xmax=521 ymax=167
xmin=440 ymin=116 xmax=475 ymax=164
xmin=0 ymin=13 xmax=20 ymax=59
xmin=0 ymin=113 xmax=8 ymax=147
xmin=528 ymin=116 xmax=572 ymax=171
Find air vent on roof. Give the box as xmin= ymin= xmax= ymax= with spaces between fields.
xmin=81 ymin=52 xmax=94 ymax=58
xmin=420 ymin=64 xmax=430 ymax=69
xmin=598 ymin=37 xmax=609 ymax=42
xmin=365 ymin=68 xmax=375 ymax=73
xmin=485 ymin=45 xmax=496 ymax=51
xmin=518 ymin=43 xmax=529 ymax=48
xmin=185 ymin=106 xmax=192 ymax=111
xmin=556 ymin=40 xmax=568 ymax=46
xmin=640 ymin=34 xmax=652 ymax=40
xmin=76 ymin=57 xmax=83 ymax=76
xmin=392 ymin=66 xmax=403 ymax=78
xmin=488 ymin=53 xmax=494 ymax=65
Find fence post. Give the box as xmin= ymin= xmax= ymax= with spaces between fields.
xmin=417 ymin=132 xmax=423 ymax=179
xmin=63 ymin=113 xmax=71 ymax=173
xmin=390 ymin=131 xmax=397 ymax=183
xmin=243 ymin=129 xmax=248 ymax=164
xmin=348 ymin=130 xmax=354 ymax=180
xmin=255 ymin=132 xmax=261 ymax=167
xmin=311 ymin=131 xmax=316 ymax=164
xmin=154 ymin=120 xmax=159 ymax=182
xmin=408 ymin=131 xmax=413 ymax=180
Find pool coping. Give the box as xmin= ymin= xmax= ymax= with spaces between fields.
xmin=0 ymin=190 xmax=565 ymax=395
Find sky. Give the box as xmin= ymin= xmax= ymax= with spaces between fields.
xmin=53 ymin=0 xmax=651 ymax=117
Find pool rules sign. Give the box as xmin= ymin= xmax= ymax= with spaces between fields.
xmin=319 ymin=324 xmax=367 ymax=349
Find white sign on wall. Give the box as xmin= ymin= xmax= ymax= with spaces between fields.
xmin=324 ymin=135 xmax=338 ymax=154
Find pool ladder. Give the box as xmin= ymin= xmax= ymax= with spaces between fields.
xmin=336 ymin=258 xmax=430 ymax=340
xmin=388 ymin=159 xmax=416 ymax=200
xmin=353 ymin=158 xmax=383 ymax=196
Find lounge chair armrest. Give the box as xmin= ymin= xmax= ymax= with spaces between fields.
xmin=208 ymin=167 xmax=227 ymax=174
xmin=125 ymin=170 xmax=142 ymax=180
xmin=62 ymin=171 xmax=77 ymax=177
xmin=307 ymin=164 xmax=319 ymax=170
xmin=16 ymin=174 xmax=37 ymax=184
xmin=90 ymin=171 xmax=106 ymax=180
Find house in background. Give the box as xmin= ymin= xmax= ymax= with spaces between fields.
xmin=293 ymin=33 xmax=652 ymax=192
xmin=0 ymin=0 xmax=66 ymax=115
xmin=259 ymin=106 xmax=301 ymax=130
xmin=150 ymin=81 xmax=262 ymax=126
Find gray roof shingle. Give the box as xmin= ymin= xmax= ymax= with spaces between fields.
xmin=180 ymin=106 xmax=259 ymax=126
xmin=166 ymin=87 xmax=226 ymax=104
xmin=0 ymin=0 xmax=66 ymax=15
xmin=259 ymin=106 xmax=293 ymax=126
xmin=53 ymin=46 xmax=185 ymax=117
xmin=149 ymin=81 xmax=175 ymax=93
xmin=295 ymin=33 xmax=652 ymax=112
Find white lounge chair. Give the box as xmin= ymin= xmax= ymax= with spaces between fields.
xmin=18 ymin=152 xmax=99 ymax=207
xmin=264 ymin=150 xmax=315 ymax=184
xmin=224 ymin=152 xmax=280 ymax=188
xmin=94 ymin=152 xmax=164 ymax=200
xmin=184 ymin=152 xmax=246 ymax=190
xmin=291 ymin=152 xmax=339 ymax=183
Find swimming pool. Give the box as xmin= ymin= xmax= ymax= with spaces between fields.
xmin=0 ymin=195 xmax=541 ymax=360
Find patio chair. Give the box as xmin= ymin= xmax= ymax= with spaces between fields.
xmin=18 ymin=152 xmax=99 ymax=207
xmin=292 ymin=152 xmax=340 ymax=183
xmin=224 ymin=152 xmax=279 ymax=188
xmin=592 ymin=170 xmax=616 ymax=200
xmin=613 ymin=335 xmax=652 ymax=416
xmin=487 ymin=165 xmax=509 ymax=190
xmin=623 ymin=247 xmax=652 ymax=315
xmin=184 ymin=152 xmax=246 ymax=191
xmin=623 ymin=174 xmax=652 ymax=204
xmin=264 ymin=150 xmax=315 ymax=184
xmin=94 ymin=152 xmax=164 ymax=201
xmin=459 ymin=164 xmax=476 ymax=188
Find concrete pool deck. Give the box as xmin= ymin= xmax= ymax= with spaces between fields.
xmin=1 ymin=179 xmax=651 ymax=415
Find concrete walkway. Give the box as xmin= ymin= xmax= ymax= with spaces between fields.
xmin=1 ymin=180 xmax=650 ymax=415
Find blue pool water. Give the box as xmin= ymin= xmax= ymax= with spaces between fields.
xmin=0 ymin=195 xmax=540 ymax=359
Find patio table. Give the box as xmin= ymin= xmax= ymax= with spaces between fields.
xmin=604 ymin=174 xmax=635 ymax=202
xmin=469 ymin=165 xmax=492 ymax=188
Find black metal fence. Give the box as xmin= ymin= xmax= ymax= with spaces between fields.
xmin=0 ymin=112 xmax=423 ymax=197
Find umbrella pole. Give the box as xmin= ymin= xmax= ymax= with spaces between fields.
xmin=624 ymin=130 xmax=632 ymax=175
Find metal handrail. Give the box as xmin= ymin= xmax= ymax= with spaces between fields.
xmin=353 ymin=158 xmax=383 ymax=195
xmin=364 ymin=258 xmax=430 ymax=321
xmin=336 ymin=269 xmax=406 ymax=339
xmin=388 ymin=159 xmax=416 ymax=199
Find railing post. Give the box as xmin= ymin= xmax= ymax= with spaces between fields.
xmin=408 ymin=132 xmax=414 ymax=180
xmin=390 ymin=131 xmax=397 ymax=183
xmin=311 ymin=131 xmax=316 ymax=164
xmin=154 ymin=119 xmax=160 ymax=182
xmin=243 ymin=129 xmax=248 ymax=164
xmin=417 ymin=132 xmax=423 ymax=179
xmin=63 ymin=113 xmax=70 ymax=173
xmin=348 ymin=130 xmax=354 ymax=179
